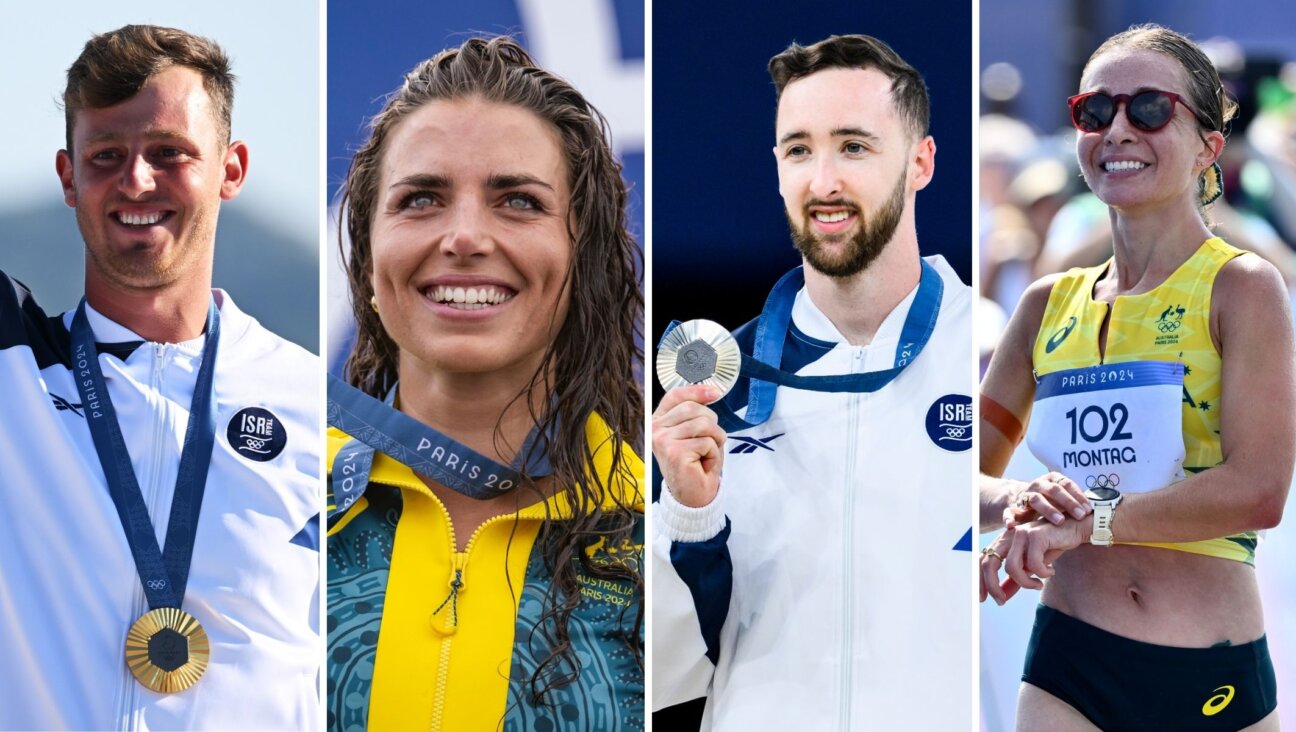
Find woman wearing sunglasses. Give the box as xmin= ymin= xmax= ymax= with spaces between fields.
xmin=979 ymin=24 xmax=1292 ymax=731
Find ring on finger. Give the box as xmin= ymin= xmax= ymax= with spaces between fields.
xmin=981 ymin=546 xmax=1005 ymax=562
xmin=1017 ymin=492 xmax=1032 ymax=509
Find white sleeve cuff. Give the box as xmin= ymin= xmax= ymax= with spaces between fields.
xmin=655 ymin=481 xmax=727 ymax=543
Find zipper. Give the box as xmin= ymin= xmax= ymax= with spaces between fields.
xmin=124 ymin=344 xmax=171 ymax=730
xmin=420 ymin=489 xmax=521 ymax=732
xmin=428 ymin=552 xmax=465 ymax=732
xmin=839 ymin=348 xmax=865 ymax=730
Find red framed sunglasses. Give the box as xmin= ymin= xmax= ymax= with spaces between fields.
xmin=1067 ymin=90 xmax=1212 ymax=133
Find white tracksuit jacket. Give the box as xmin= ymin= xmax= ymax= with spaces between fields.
xmin=0 ymin=273 xmax=320 ymax=731
xmin=653 ymin=256 xmax=973 ymax=730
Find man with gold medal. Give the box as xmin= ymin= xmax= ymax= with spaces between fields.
xmin=0 ymin=25 xmax=319 ymax=730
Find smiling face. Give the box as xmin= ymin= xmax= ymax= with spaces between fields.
xmin=57 ymin=65 xmax=245 ymax=297
xmin=774 ymin=67 xmax=919 ymax=278
xmin=1075 ymin=48 xmax=1221 ymax=214
xmin=370 ymin=97 xmax=573 ymax=378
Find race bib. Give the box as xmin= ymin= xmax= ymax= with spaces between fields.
xmin=1026 ymin=361 xmax=1186 ymax=494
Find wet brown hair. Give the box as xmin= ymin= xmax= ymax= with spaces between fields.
xmin=63 ymin=24 xmax=235 ymax=151
xmin=769 ymin=34 xmax=930 ymax=140
xmin=337 ymin=36 xmax=643 ymax=707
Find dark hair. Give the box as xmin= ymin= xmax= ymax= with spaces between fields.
xmin=769 ymin=34 xmax=930 ymax=139
xmin=1083 ymin=24 xmax=1237 ymax=135
xmin=338 ymin=36 xmax=643 ymax=705
xmin=63 ymin=24 xmax=235 ymax=151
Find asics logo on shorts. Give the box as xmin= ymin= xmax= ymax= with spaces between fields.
xmin=1201 ymin=685 xmax=1235 ymax=716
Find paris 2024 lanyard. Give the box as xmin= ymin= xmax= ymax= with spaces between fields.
xmin=71 ymin=298 xmax=219 ymax=693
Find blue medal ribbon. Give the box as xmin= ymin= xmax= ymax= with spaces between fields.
xmin=667 ymin=259 xmax=943 ymax=431
xmin=327 ymin=376 xmax=553 ymax=515
xmin=70 ymin=299 xmax=220 ymax=611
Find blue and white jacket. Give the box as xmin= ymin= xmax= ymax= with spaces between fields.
xmin=0 ymin=272 xmax=320 ymax=731
xmin=652 ymin=256 xmax=974 ymax=730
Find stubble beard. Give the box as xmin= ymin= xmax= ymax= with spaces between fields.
xmin=77 ymin=204 xmax=216 ymax=292
xmin=787 ymin=169 xmax=907 ymax=279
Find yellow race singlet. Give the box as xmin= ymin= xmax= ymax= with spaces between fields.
xmin=1032 ymin=237 xmax=1256 ymax=564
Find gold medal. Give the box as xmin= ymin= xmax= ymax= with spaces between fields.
xmin=124 ymin=607 xmax=210 ymax=693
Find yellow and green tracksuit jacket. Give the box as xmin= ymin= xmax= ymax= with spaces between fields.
xmin=325 ymin=415 xmax=644 ymax=731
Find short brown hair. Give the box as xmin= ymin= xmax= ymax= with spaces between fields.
xmin=769 ymin=34 xmax=930 ymax=140
xmin=63 ymin=24 xmax=235 ymax=151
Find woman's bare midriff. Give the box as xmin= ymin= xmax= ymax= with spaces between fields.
xmin=1042 ymin=544 xmax=1264 ymax=647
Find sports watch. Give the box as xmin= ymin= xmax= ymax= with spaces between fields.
xmin=1084 ymin=486 xmax=1122 ymax=546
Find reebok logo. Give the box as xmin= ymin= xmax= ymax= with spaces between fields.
xmin=728 ymin=434 xmax=784 ymax=454
xmin=51 ymin=393 xmax=84 ymax=418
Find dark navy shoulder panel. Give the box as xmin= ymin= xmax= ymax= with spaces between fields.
xmin=0 ymin=271 xmax=143 ymax=366
xmin=669 ymin=519 xmax=732 ymax=667
xmin=0 ymin=270 xmax=72 ymax=369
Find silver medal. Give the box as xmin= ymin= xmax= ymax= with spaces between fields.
xmin=655 ymin=319 xmax=742 ymax=397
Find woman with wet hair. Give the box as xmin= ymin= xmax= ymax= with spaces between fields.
xmin=979 ymin=24 xmax=1292 ymax=731
xmin=326 ymin=36 xmax=644 ymax=731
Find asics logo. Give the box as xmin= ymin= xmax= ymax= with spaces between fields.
xmin=51 ymin=393 xmax=85 ymax=418
xmin=1201 ymin=685 xmax=1235 ymax=716
xmin=729 ymin=434 xmax=784 ymax=454
xmin=1045 ymin=316 xmax=1077 ymax=354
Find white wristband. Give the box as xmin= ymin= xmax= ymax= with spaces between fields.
xmin=654 ymin=481 xmax=727 ymax=543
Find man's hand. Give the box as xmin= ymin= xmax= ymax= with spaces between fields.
xmin=652 ymin=385 xmax=727 ymax=508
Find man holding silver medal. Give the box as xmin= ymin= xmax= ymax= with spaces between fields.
xmin=651 ymin=34 xmax=973 ymax=729
xmin=0 ymin=25 xmax=319 ymax=729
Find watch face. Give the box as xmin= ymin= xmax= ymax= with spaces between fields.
xmin=1087 ymin=486 xmax=1120 ymax=502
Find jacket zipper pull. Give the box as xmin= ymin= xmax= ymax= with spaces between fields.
xmin=431 ymin=554 xmax=467 ymax=632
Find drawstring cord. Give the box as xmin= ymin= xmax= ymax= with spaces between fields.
xmin=433 ymin=569 xmax=463 ymax=627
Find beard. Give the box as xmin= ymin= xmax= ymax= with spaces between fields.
xmin=76 ymin=202 xmax=216 ymax=293
xmin=787 ymin=168 xmax=906 ymax=279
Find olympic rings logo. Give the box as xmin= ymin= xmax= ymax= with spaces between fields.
xmin=1157 ymin=320 xmax=1181 ymax=333
xmin=146 ymin=579 xmax=168 ymax=590
xmin=244 ymin=438 xmax=267 ymax=450
xmin=945 ymin=425 xmax=967 ymax=438
xmin=1085 ymin=473 xmax=1120 ymax=489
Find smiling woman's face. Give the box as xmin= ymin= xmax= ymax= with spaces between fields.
xmin=1075 ymin=48 xmax=1215 ymax=214
xmin=370 ymin=96 xmax=573 ymax=380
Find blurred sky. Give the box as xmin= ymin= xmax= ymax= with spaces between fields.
xmin=0 ymin=0 xmax=319 ymax=242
